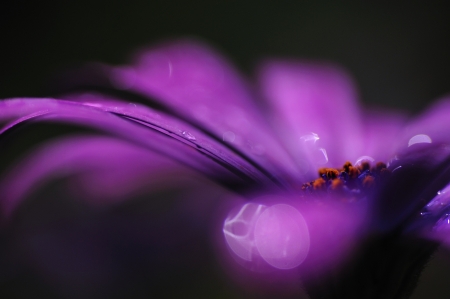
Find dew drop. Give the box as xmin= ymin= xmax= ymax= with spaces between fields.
xmin=408 ymin=134 xmax=432 ymax=147
xmin=426 ymin=185 xmax=450 ymax=212
xmin=181 ymin=131 xmax=196 ymax=141
xmin=222 ymin=131 xmax=236 ymax=143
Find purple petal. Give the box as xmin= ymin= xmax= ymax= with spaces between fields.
xmin=0 ymin=136 xmax=202 ymax=215
xmin=0 ymin=98 xmax=274 ymax=191
xmin=417 ymin=181 xmax=450 ymax=247
xmin=360 ymin=109 xmax=407 ymax=162
xmin=97 ymin=40 xmax=303 ymax=185
xmin=258 ymin=61 xmax=365 ymax=171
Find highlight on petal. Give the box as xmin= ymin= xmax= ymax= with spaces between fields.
xmin=221 ymin=193 xmax=366 ymax=280
xmin=408 ymin=134 xmax=432 ymax=147
xmin=417 ymin=182 xmax=450 ymax=247
xmin=399 ymin=96 xmax=450 ymax=151
xmin=254 ymin=204 xmax=309 ymax=270
xmin=426 ymin=184 xmax=450 ymax=213
xmin=223 ymin=202 xmax=266 ymax=262
xmin=432 ymin=214 xmax=450 ymax=247
xmin=223 ymin=202 xmax=309 ymax=270
xmin=258 ymin=61 xmax=364 ymax=173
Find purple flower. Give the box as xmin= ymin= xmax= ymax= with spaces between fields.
xmin=1 ymin=39 xmax=449 ymax=298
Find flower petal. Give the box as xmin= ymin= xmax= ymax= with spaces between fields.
xmin=0 ymin=135 xmax=207 ymax=215
xmin=258 ymin=61 xmax=364 ymax=171
xmin=60 ymin=40 xmax=303 ymax=186
xmin=360 ymin=108 xmax=407 ymax=162
xmin=0 ymin=98 xmax=274 ymax=193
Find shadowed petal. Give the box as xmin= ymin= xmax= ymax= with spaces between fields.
xmin=63 ymin=92 xmax=296 ymax=188
xmin=0 ymin=136 xmax=211 ymax=215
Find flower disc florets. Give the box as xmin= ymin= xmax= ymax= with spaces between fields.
xmin=301 ymin=161 xmax=391 ymax=198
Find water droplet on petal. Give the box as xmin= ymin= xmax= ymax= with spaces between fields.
xmin=223 ymin=203 xmax=267 ymax=261
xmin=254 ymin=204 xmax=310 ymax=269
xmin=222 ymin=131 xmax=236 ymax=143
xmin=181 ymin=131 xmax=196 ymax=140
xmin=426 ymin=185 xmax=450 ymax=212
xmin=408 ymin=134 xmax=432 ymax=147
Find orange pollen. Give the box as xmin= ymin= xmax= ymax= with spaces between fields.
xmin=318 ymin=168 xmax=339 ymax=180
xmin=359 ymin=161 xmax=371 ymax=172
xmin=330 ymin=178 xmax=344 ymax=190
xmin=302 ymin=161 xmax=391 ymax=196
xmin=312 ymin=178 xmax=326 ymax=190
xmin=362 ymin=175 xmax=375 ymax=188
xmin=342 ymin=161 xmax=353 ymax=173
xmin=348 ymin=166 xmax=361 ymax=179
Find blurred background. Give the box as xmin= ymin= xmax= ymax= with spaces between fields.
xmin=1 ymin=1 xmax=449 ymax=114
xmin=1 ymin=1 xmax=450 ymax=298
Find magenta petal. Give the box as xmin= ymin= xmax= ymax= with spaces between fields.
xmin=0 ymin=98 xmax=274 ymax=189
xmin=361 ymin=109 xmax=407 ymax=162
xmin=258 ymin=61 xmax=365 ymax=170
xmin=102 ymin=40 xmax=303 ymax=185
xmin=0 ymin=136 xmax=201 ymax=215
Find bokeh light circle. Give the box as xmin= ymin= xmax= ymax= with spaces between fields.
xmin=254 ymin=204 xmax=310 ymax=269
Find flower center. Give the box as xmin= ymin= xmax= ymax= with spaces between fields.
xmin=301 ymin=161 xmax=391 ymax=198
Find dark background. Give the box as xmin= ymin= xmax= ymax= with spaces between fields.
xmin=1 ymin=1 xmax=449 ymax=115
xmin=1 ymin=1 xmax=450 ymax=298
